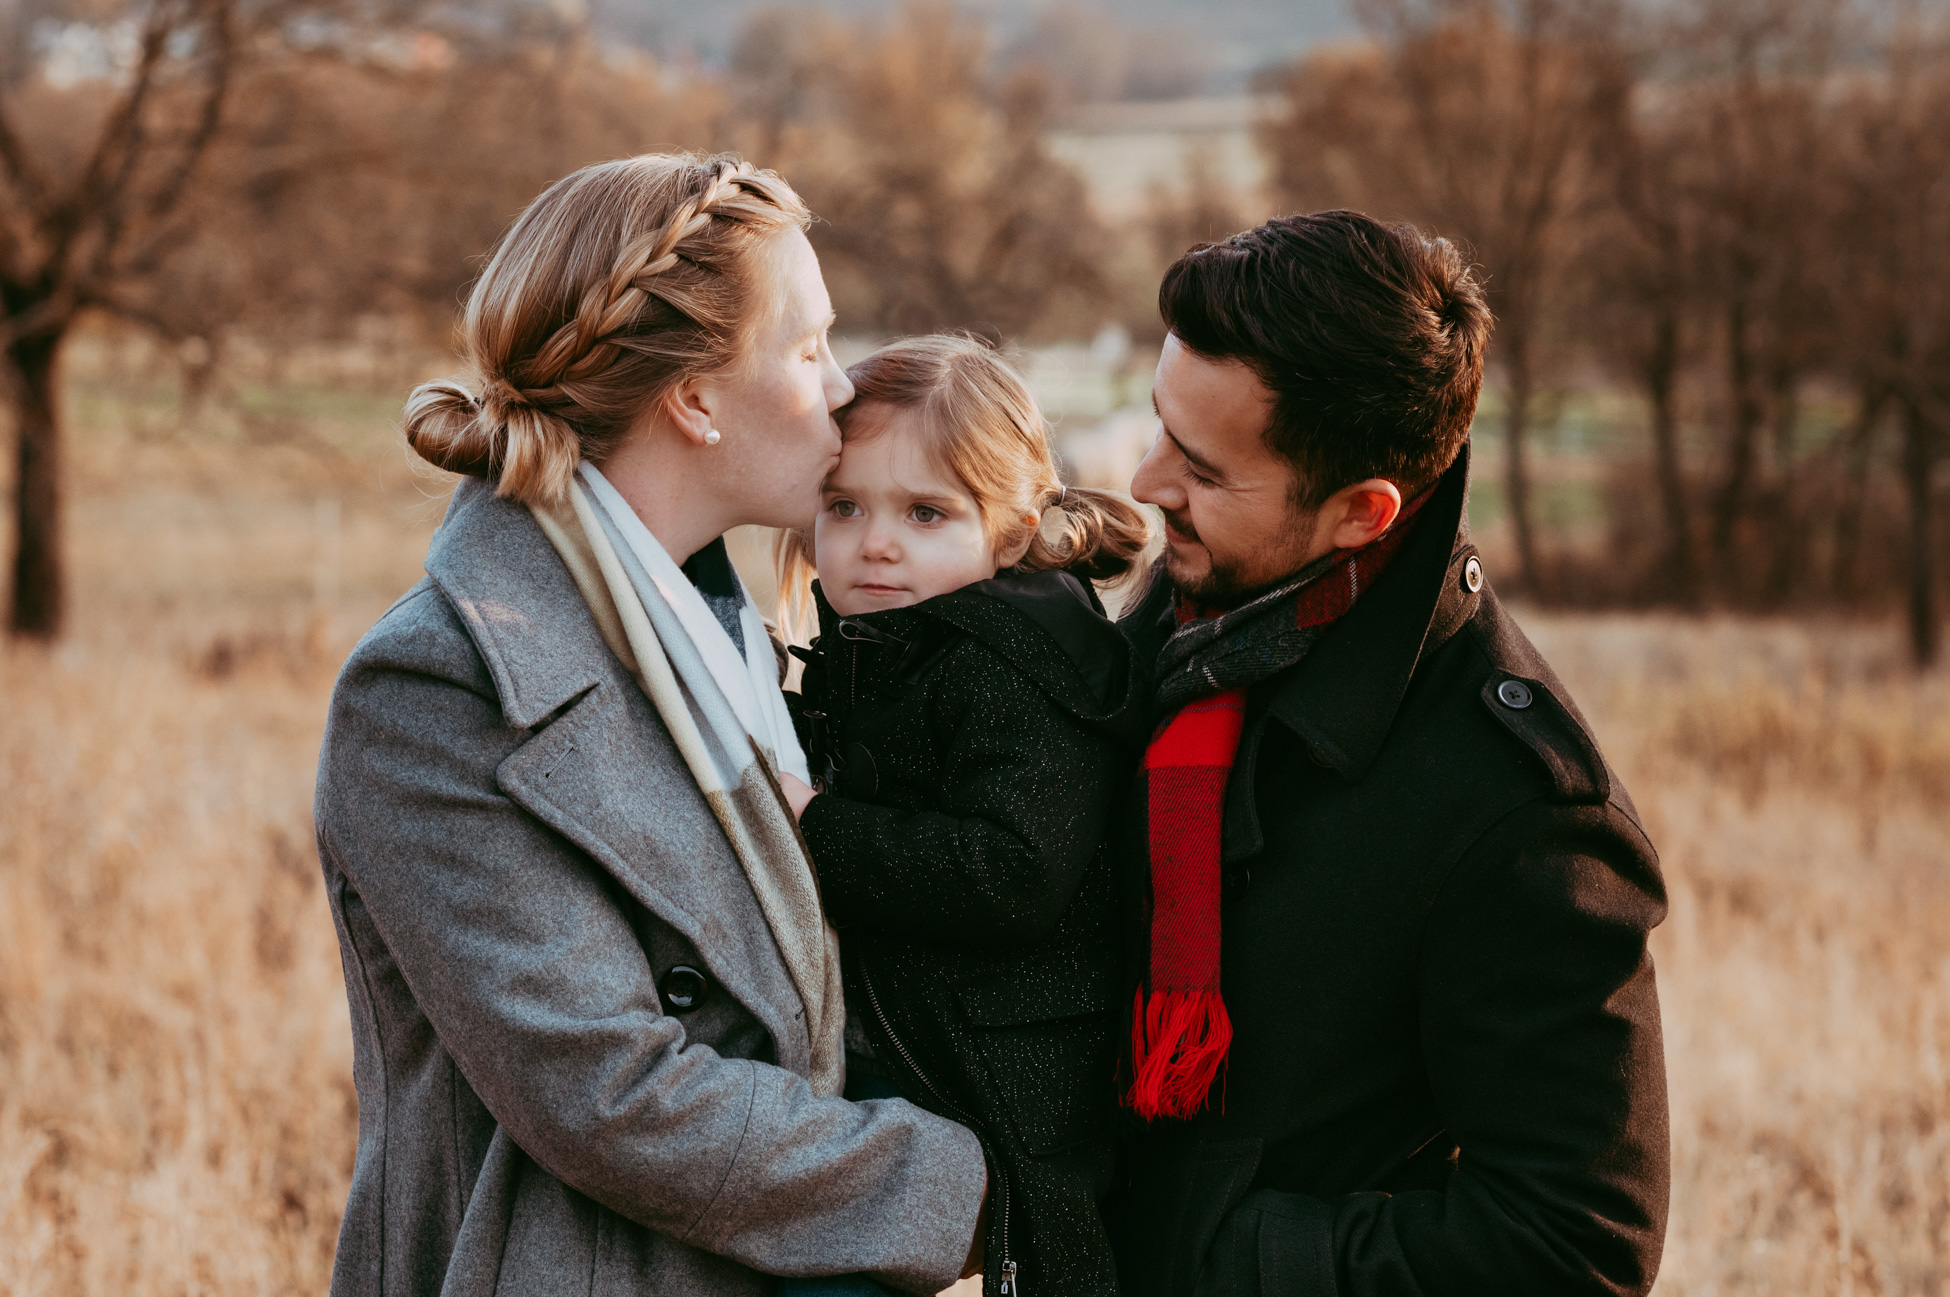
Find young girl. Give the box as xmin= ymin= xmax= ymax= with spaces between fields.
xmin=778 ymin=335 xmax=1150 ymax=1297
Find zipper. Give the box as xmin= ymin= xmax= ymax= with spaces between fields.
xmin=859 ymin=960 xmax=1017 ymax=1295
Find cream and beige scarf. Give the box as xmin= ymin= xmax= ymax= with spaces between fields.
xmin=530 ymin=471 xmax=844 ymax=1097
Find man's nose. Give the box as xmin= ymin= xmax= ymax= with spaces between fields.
xmin=1130 ymin=435 xmax=1181 ymax=510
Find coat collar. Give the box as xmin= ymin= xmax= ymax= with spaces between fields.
xmin=423 ymin=477 xmax=611 ymax=729
xmin=811 ymin=570 xmax=1143 ymax=735
xmin=422 ymin=478 xmax=813 ymax=1068
xmin=1264 ymin=444 xmax=1482 ymax=780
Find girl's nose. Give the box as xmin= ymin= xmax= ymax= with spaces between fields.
xmin=860 ymin=524 xmax=899 ymax=561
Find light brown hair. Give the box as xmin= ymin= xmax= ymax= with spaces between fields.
xmin=405 ymin=153 xmax=811 ymax=505
xmin=777 ymin=334 xmax=1151 ymax=633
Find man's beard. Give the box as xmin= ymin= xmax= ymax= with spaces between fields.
xmin=1159 ymin=505 xmax=1315 ymax=610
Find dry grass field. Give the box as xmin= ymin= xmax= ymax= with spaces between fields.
xmin=2 ymin=349 xmax=1948 ymax=1294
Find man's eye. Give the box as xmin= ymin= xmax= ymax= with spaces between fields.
xmin=1182 ymin=462 xmax=1215 ymax=487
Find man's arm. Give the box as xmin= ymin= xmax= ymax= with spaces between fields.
xmin=1198 ymin=799 xmax=1670 ymax=1296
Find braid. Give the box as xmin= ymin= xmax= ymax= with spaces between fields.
xmin=528 ymin=163 xmax=766 ymax=391
xmin=404 ymin=152 xmax=811 ymax=506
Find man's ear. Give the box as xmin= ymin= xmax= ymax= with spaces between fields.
xmin=658 ymin=377 xmax=718 ymax=448
xmin=1320 ymin=478 xmax=1403 ymax=552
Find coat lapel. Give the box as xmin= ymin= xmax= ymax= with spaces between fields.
xmin=424 ymin=479 xmax=809 ymax=1073
xmin=1218 ymin=449 xmax=1483 ymax=864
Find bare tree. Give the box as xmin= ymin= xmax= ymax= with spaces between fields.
xmin=1828 ymin=30 xmax=1950 ymax=664
xmin=728 ymin=2 xmax=1111 ymax=340
xmin=1 ymin=0 xmax=237 ymax=638
xmin=1587 ymin=43 xmax=1708 ymax=605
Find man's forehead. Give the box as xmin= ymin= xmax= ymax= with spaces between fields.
xmin=1154 ymin=335 xmax=1273 ymax=436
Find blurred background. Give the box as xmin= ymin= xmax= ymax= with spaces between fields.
xmin=2 ymin=0 xmax=1948 ymax=1292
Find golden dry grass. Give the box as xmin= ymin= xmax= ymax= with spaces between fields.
xmin=2 ymin=357 xmax=1947 ymax=1293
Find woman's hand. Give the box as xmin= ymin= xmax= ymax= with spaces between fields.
xmin=778 ymin=772 xmax=817 ymax=820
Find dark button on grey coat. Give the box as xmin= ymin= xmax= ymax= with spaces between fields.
xmin=314 ymin=479 xmax=986 ymax=1297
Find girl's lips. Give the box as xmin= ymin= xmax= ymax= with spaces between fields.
xmin=855 ymin=583 xmax=906 ymax=595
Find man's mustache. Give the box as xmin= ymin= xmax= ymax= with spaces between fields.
xmin=1161 ymin=508 xmax=1201 ymax=545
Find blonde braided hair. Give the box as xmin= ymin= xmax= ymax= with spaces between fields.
xmin=406 ymin=153 xmax=811 ymax=505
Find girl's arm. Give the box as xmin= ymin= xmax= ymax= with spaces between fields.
xmin=797 ymin=639 xmax=1130 ymax=946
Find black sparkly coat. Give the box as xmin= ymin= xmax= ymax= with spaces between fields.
xmin=793 ymin=570 xmax=1148 ymax=1297
xmin=1106 ymin=448 xmax=1671 ymax=1296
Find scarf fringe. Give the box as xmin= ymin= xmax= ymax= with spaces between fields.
xmin=1125 ymin=986 xmax=1232 ymax=1121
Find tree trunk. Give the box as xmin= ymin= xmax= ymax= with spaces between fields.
xmin=1830 ymin=386 xmax=1884 ymax=603
xmin=1760 ymin=368 xmax=1803 ymax=608
xmin=1502 ymin=330 xmax=1542 ymax=595
xmin=8 ymin=330 xmax=65 ymax=639
xmin=1902 ymin=398 xmax=1938 ymax=667
xmin=1713 ymin=294 xmax=1763 ymax=568
xmin=1643 ymin=304 xmax=1695 ymax=604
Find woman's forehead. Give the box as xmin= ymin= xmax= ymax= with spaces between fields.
xmin=766 ymin=227 xmax=829 ymax=338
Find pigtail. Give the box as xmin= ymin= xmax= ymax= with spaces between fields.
xmin=1022 ymin=485 xmax=1153 ymax=584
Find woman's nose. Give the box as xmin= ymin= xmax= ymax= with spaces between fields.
xmin=825 ymin=355 xmax=855 ymax=412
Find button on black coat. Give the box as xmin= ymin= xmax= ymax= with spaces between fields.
xmin=794 ymin=569 xmax=1149 ymax=1297
xmin=1108 ymin=449 xmax=1671 ymax=1297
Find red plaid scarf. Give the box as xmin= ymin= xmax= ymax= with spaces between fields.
xmin=1127 ymin=500 xmax=1428 ymax=1121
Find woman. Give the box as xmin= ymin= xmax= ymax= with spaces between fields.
xmin=314 ymin=154 xmax=986 ymax=1297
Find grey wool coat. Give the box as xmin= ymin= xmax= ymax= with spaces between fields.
xmin=314 ymin=478 xmax=987 ymax=1297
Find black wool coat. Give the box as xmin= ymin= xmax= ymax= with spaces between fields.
xmin=1108 ymin=448 xmax=1671 ymax=1297
xmin=794 ymin=569 xmax=1149 ymax=1297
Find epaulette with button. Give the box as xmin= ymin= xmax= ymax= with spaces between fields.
xmin=1481 ymin=673 xmax=1611 ymax=804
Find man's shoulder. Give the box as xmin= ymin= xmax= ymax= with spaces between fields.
xmin=1412 ymin=590 xmax=1632 ymax=821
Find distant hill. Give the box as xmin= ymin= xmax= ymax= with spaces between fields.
xmin=590 ymin=0 xmax=1357 ymax=90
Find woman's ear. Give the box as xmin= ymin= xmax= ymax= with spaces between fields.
xmin=658 ymin=377 xmax=719 ymax=449
xmin=995 ymin=511 xmax=1041 ymax=569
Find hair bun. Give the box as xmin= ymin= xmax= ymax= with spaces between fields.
xmin=404 ymin=378 xmax=502 ymax=479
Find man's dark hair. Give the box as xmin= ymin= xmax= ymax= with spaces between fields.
xmin=1159 ymin=210 xmax=1492 ymax=508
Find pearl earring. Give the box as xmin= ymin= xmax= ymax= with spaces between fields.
xmin=704 ymin=428 xmax=721 ymax=446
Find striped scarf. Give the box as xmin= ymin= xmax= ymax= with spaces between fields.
xmin=530 ymin=472 xmax=846 ymax=1098
xmin=1127 ymin=495 xmax=1427 ymax=1121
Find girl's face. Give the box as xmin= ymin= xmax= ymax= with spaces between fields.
xmin=815 ymin=406 xmax=1005 ymax=616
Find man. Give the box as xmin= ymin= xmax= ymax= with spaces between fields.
xmin=1109 ymin=212 xmax=1669 ymax=1296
